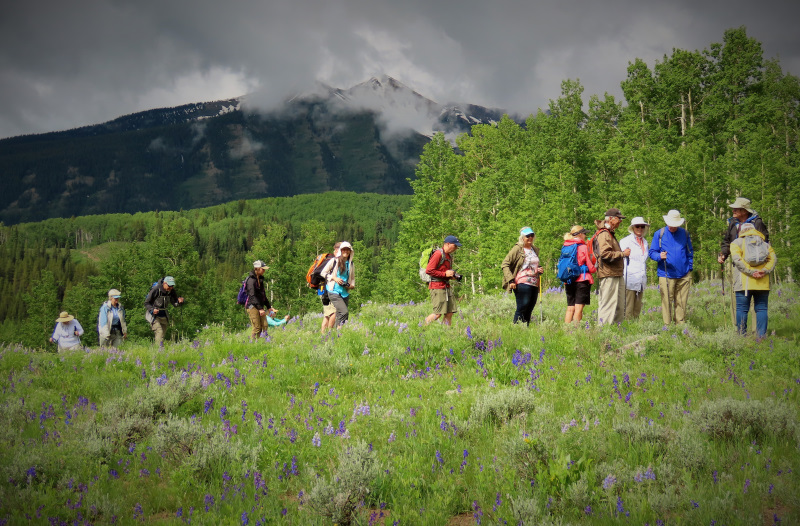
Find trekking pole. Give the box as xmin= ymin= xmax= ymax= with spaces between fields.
xmin=539 ymin=264 xmax=544 ymax=324
xmin=624 ymin=256 xmax=629 ymax=319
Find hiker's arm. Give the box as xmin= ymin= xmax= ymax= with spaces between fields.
xmin=500 ymin=247 xmax=516 ymax=289
xmin=687 ymin=232 xmax=694 ymax=270
xmin=426 ymin=251 xmax=452 ymax=279
xmin=730 ymin=243 xmax=754 ymax=275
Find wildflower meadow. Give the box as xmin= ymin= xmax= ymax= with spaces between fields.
xmin=1 ymin=281 xmax=798 ymax=525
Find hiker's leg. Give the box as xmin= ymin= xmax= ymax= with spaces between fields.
xmin=734 ymin=291 xmax=750 ymax=334
xmin=753 ymin=291 xmax=769 ymax=338
xmin=658 ymin=277 xmax=671 ymax=324
xmin=673 ymin=274 xmax=691 ymax=323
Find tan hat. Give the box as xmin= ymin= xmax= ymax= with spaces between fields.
xmin=663 ymin=210 xmax=685 ymax=227
xmin=56 ymin=311 xmax=74 ymax=323
xmin=729 ymin=197 xmax=755 ymax=214
xmin=108 ymin=289 xmax=122 ymax=298
xmin=569 ymin=225 xmax=590 ymax=236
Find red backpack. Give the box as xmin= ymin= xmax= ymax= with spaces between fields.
xmin=587 ymin=228 xmax=609 ymax=269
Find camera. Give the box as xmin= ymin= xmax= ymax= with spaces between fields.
xmin=453 ymin=273 xmax=463 ymax=282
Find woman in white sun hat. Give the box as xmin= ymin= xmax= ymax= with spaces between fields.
xmin=50 ymin=311 xmax=84 ymax=351
xmin=649 ymin=210 xmax=693 ymax=324
xmin=619 ymin=217 xmax=650 ymax=319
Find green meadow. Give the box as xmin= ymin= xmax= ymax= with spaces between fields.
xmin=1 ymin=281 xmax=798 ymax=525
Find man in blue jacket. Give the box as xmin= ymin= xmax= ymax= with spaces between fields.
xmin=649 ymin=210 xmax=693 ymax=324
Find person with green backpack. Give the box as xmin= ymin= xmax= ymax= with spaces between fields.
xmin=730 ymin=223 xmax=776 ymax=338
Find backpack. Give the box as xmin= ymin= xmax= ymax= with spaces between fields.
xmin=419 ymin=247 xmax=446 ymax=283
xmin=236 ymin=279 xmax=248 ymax=305
xmin=742 ymin=235 xmax=770 ymax=265
xmin=306 ymin=253 xmax=334 ymax=290
xmin=556 ymin=244 xmax=588 ymax=284
xmin=587 ymin=228 xmax=609 ymax=269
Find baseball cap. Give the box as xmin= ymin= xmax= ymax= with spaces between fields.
xmin=164 ymin=276 xmax=176 ymax=287
xmin=444 ymin=235 xmax=462 ymax=247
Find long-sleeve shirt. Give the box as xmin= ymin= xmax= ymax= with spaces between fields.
xmin=51 ymin=320 xmax=84 ymax=347
xmin=649 ymin=227 xmax=693 ymax=279
xmin=620 ymin=233 xmax=649 ymax=291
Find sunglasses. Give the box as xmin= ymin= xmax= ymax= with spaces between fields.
xmin=525 ymin=233 xmax=535 ymax=238
xmin=633 ymin=225 xmax=646 ymax=229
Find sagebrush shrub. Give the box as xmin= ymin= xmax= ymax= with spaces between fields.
xmin=306 ymin=440 xmax=381 ymax=526
xmin=691 ymin=397 xmax=798 ymax=442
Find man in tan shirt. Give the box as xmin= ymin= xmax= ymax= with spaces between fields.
xmin=593 ymin=208 xmax=631 ymax=326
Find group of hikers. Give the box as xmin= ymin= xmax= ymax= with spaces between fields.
xmin=49 ymin=197 xmax=775 ymax=350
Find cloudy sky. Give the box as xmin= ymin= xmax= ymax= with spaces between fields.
xmin=1 ymin=0 xmax=798 ymax=139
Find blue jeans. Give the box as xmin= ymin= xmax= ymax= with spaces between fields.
xmin=513 ymin=284 xmax=539 ymax=325
xmin=735 ymin=291 xmax=769 ymax=338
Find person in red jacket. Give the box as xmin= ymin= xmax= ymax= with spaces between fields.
xmin=424 ymin=235 xmax=461 ymax=326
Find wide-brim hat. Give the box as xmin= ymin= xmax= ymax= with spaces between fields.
xmin=108 ymin=288 xmax=122 ymax=298
xmin=728 ymin=197 xmax=754 ymax=214
xmin=56 ymin=311 xmax=74 ymax=323
xmin=628 ymin=217 xmax=650 ymax=235
xmin=663 ymin=210 xmax=685 ymax=227
xmin=569 ymin=225 xmax=589 ymax=236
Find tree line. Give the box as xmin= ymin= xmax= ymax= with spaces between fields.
xmin=375 ymin=27 xmax=799 ymax=303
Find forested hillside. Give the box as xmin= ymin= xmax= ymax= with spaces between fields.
xmin=377 ymin=27 xmax=799 ymax=302
xmin=0 ymin=192 xmax=410 ymax=346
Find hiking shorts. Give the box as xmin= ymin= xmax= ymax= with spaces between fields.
xmin=430 ymin=288 xmax=456 ymax=314
xmin=565 ymin=281 xmax=591 ymax=306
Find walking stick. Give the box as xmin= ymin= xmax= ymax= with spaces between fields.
xmin=624 ymin=256 xmax=629 ymax=319
xmin=539 ymin=265 xmax=544 ymax=324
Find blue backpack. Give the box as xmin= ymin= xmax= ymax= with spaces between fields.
xmin=557 ymin=244 xmax=588 ymax=284
xmin=236 ymin=279 xmax=248 ymax=306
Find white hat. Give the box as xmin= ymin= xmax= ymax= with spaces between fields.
xmin=662 ymin=210 xmax=685 ymax=228
xmin=627 ymin=217 xmax=650 ymax=235
xmin=729 ymin=197 xmax=755 ymax=214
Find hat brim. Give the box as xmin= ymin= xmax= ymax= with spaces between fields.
xmin=663 ymin=216 xmax=685 ymax=227
xmin=56 ymin=315 xmax=74 ymax=323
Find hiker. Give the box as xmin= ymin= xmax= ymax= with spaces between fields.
xmin=649 ymin=210 xmax=693 ymax=324
xmin=144 ymin=276 xmax=184 ymax=345
xmin=594 ymin=209 xmax=631 ymax=326
xmin=98 ymin=288 xmax=127 ymax=347
xmin=718 ymin=197 xmax=769 ymax=264
xmin=619 ymin=217 xmax=650 ymax=320
xmin=320 ymin=242 xmax=340 ymax=334
xmin=425 ymin=235 xmax=461 ymax=326
xmin=320 ymin=241 xmax=355 ymax=328
xmin=245 ymin=260 xmax=274 ymax=339
xmin=561 ymin=226 xmax=596 ymax=323
xmin=501 ymin=227 xmax=545 ymax=325
xmin=730 ymin=223 xmax=776 ymax=338
xmin=50 ymin=311 xmax=84 ymax=351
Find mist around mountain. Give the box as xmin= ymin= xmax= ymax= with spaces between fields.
xmin=0 ymin=75 xmax=517 ymax=225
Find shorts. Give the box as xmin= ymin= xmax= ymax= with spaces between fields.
xmin=565 ymin=281 xmax=591 ymax=306
xmin=322 ymin=301 xmax=336 ymax=317
xmin=430 ymin=288 xmax=456 ymax=315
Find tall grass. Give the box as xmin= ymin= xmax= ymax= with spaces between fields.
xmin=1 ymin=281 xmax=798 ymax=525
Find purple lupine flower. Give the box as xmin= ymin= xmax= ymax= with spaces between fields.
xmin=241 ymin=511 xmax=249 ymax=525
xmin=220 ymin=406 xmax=227 ymax=419
xmin=388 ymin=432 xmax=396 ymax=443
xmin=312 ymin=432 xmax=321 ymax=447
xmin=616 ymin=497 xmax=629 ymax=517
xmin=585 ymin=506 xmax=592 ymax=515
xmin=744 ymin=479 xmax=751 ymax=493
xmin=602 ymin=474 xmax=616 ymax=489
xmin=435 ymin=450 xmax=444 ymax=465
xmin=204 ymin=494 xmax=214 ymax=512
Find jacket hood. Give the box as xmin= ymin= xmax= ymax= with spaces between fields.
xmin=728 ymin=212 xmax=760 ymax=225
xmin=739 ymin=228 xmax=766 ymax=241
xmin=563 ymin=237 xmax=585 ymax=246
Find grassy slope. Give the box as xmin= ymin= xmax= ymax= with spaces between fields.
xmin=1 ymin=281 xmax=799 ymax=525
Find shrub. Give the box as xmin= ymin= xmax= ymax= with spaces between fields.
xmin=184 ymin=428 xmax=262 ymax=481
xmin=691 ymin=397 xmax=798 ymax=442
xmin=151 ymin=415 xmax=208 ymax=461
xmin=613 ymin=420 xmax=671 ymax=451
xmin=306 ymin=440 xmax=381 ymax=526
xmin=468 ymin=388 xmax=538 ymax=427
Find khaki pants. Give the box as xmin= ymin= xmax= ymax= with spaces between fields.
xmin=624 ymin=289 xmax=644 ymax=319
xmin=101 ymin=331 xmax=124 ymax=348
xmin=659 ymin=275 xmax=691 ymax=324
xmin=152 ymin=317 xmax=169 ymax=345
xmin=248 ymin=306 xmax=268 ymax=339
xmin=598 ymin=276 xmax=624 ymax=326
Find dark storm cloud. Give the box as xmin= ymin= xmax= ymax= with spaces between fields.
xmin=0 ymin=0 xmax=798 ymax=138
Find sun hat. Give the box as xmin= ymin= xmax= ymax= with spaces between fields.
xmin=444 ymin=235 xmax=462 ymax=247
xmin=253 ymin=260 xmax=268 ymax=269
xmin=108 ymin=288 xmax=122 ymax=298
xmin=569 ymin=225 xmax=589 ymax=236
xmin=605 ymin=208 xmax=626 ymax=219
xmin=520 ymin=227 xmax=534 ymax=237
xmin=627 ymin=217 xmax=650 ymax=235
xmin=164 ymin=276 xmax=176 ymax=287
xmin=56 ymin=311 xmax=74 ymax=323
xmin=663 ymin=210 xmax=685 ymax=227
xmin=728 ymin=197 xmax=755 ymax=214
xmin=339 ymin=241 xmax=353 ymax=251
